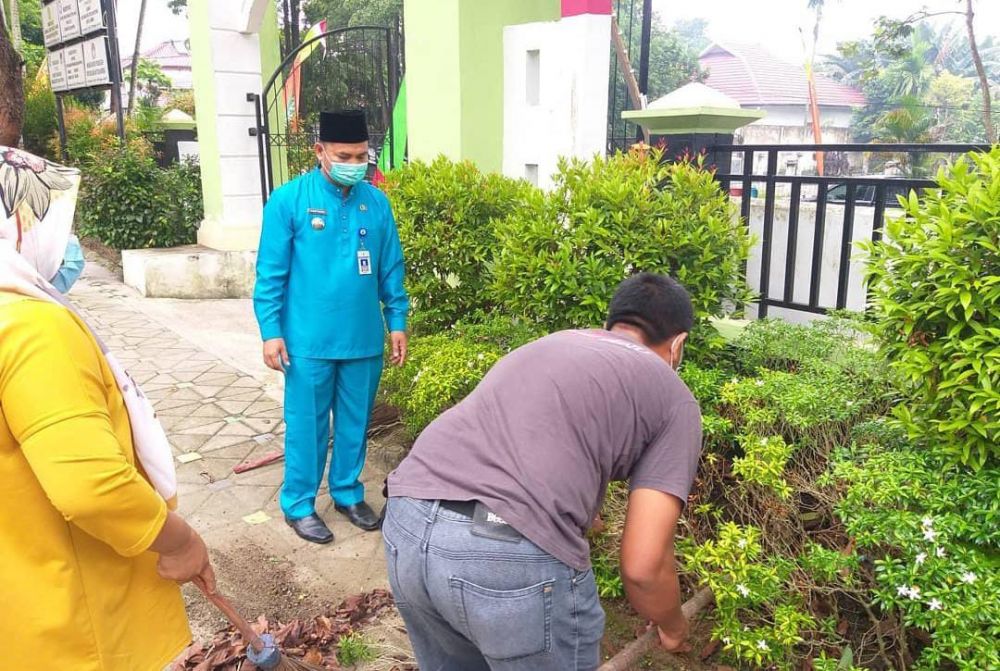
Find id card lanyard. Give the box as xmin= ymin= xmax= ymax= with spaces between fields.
xmin=357 ymin=227 xmax=372 ymax=275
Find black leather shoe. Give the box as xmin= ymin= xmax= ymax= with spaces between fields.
xmin=285 ymin=513 xmax=334 ymax=544
xmin=335 ymin=501 xmax=380 ymax=531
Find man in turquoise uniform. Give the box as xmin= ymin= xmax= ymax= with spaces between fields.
xmin=254 ymin=110 xmax=409 ymax=544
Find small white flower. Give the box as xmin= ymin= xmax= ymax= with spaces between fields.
xmin=907 ymin=586 xmax=921 ymax=599
xmin=921 ymin=516 xmax=934 ymax=528
xmin=961 ymin=571 xmax=977 ymax=584
xmin=757 ymin=639 xmax=769 ymax=651
xmin=738 ymin=538 xmax=748 ymax=549
xmin=914 ymin=552 xmax=927 ymax=565
xmin=477 ymin=353 xmax=485 ymax=361
xmin=923 ymin=528 xmax=938 ymax=542
xmin=722 ymin=637 xmax=731 ymax=645
xmin=898 ymin=585 xmax=911 ymax=597
xmin=736 ymin=584 xmax=750 ymax=597
xmin=755 ymin=379 xmax=765 ymax=387
xmin=936 ymin=546 xmax=946 ymax=558
xmin=928 ymin=598 xmax=943 ymax=611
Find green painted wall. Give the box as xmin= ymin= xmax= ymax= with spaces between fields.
xmin=404 ymin=0 xmax=463 ymax=163
xmin=189 ymin=0 xmax=223 ymax=218
xmin=404 ymin=0 xmax=559 ymax=172
xmin=458 ymin=0 xmax=559 ymax=171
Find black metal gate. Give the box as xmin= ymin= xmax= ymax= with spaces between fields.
xmin=250 ymin=26 xmax=401 ymax=203
xmin=607 ymin=0 xmax=652 ymax=153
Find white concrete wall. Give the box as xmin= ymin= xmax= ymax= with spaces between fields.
xmin=740 ymin=198 xmax=904 ymax=323
xmin=503 ymin=14 xmax=611 ymax=189
xmin=747 ymin=104 xmax=855 ymax=129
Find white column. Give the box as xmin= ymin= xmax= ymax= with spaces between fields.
xmin=189 ymin=0 xmax=271 ymax=251
xmin=503 ymin=13 xmax=611 ymax=190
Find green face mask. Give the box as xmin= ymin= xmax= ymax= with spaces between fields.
xmin=324 ymin=157 xmax=367 ymax=186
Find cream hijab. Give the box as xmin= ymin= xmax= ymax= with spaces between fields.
xmin=0 ymin=146 xmax=177 ymax=505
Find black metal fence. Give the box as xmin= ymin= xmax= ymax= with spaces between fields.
xmin=711 ymin=143 xmax=990 ymax=318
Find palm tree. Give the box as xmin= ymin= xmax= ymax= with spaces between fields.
xmin=804 ymin=0 xmax=827 ymax=174
xmin=126 ymin=0 xmax=148 ymax=117
xmin=884 ymin=29 xmax=937 ymax=99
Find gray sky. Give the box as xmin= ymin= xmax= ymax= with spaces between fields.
xmin=653 ymin=0 xmax=1000 ymax=64
xmin=115 ymin=0 xmax=1000 ymax=66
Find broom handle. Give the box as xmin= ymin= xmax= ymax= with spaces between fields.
xmin=598 ymin=587 xmax=714 ymax=671
xmin=198 ymin=584 xmax=267 ymax=654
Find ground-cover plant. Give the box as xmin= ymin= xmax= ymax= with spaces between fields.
xmin=830 ymin=430 xmax=1000 ymax=670
xmin=379 ymin=317 xmax=542 ymax=438
xmin=861 ymin=148 xmax=1000 ymax=469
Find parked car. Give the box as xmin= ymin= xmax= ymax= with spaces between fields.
xmin=817 ymin=181 xmax=915 ymax=207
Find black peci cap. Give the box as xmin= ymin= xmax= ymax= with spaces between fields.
xmin=319 ymin=109 xmax=369 ymax=143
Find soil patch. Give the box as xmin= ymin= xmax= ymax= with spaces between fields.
xmin=183 ymin=542 xmax=330 ymax=642
xmin=601 ymin=597 xmax=717 ymax=671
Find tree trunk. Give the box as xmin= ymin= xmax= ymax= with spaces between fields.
xmin=965 ymin=0 xmax=995 ymax=143
xmin=0 ymin=19 xmax=24 ymax=145
xmin=808 ymin=3 xmax=825 ymax=175
xmin=126 ymin=0 xmax=148 ymax=117
xmin=9 ymin=0 xmax=21 ymax=50
xmin=281 ymin=0 xmax=291 ymax=59
xmin=290 ymin=0 xmax=301 ymax=49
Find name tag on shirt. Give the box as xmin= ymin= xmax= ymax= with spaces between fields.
xmin=357 ymin=250 xmax=372 ymax=275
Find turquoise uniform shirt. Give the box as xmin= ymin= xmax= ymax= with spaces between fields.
xmin=253 ymin=168 xmax=409 ymax=360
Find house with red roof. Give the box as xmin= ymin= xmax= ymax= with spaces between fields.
xmin=122 ymin=40 xmax=193 ymax=91
xmin=699 ymin=41 xmax=866 ymax=172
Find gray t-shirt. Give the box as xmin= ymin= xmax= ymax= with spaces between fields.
xmin=387 ymin=329 xmax=703 ymax=570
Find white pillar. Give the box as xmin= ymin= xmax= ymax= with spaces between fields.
xmin=503 ymin=12 xmax=611 ymax=189
xmin=189 ymin=0 xmax=275 ymax=251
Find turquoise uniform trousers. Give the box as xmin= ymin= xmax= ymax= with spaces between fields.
xmin=281 ymin=355 xmax=384 ymax=519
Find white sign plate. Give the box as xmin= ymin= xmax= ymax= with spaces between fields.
xmin=78 ymin=0 xmax=105 ymax=35
xmin=57 ymin=0 xmax=82 ymax=41
xmin=48 ymin=47 xmax=68 ymax=92
xmin=63 ymin=42 xmax=87 ymax=89
xmin=83 ymin=35 xmax=110 ymax=87
xmin=42 ymin=3 xmax=62 ymax=47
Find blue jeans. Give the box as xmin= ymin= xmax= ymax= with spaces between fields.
xmin=382 ymin=497 xmax=606 ymax=671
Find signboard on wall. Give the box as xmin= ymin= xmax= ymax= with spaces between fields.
xmin=83 ymin=36 xmax=111 ymax=88
xmin=42 ymin=2 xmax=61 ymax=47
xmin=48 ymin=48 xmax=67 ymax=92
xmin=57 ymin=0 xmax=82 ymax=42
xmin=77 ymin=0 xmax=105 ymax=35
xmin=44 ymin=0 xmax=118 ymax=93
xmin=63 ymin=42 xmax=87 ymax=89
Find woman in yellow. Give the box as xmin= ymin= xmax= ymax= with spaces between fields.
xmin=0 ymin=146 xmax=216 ymax=670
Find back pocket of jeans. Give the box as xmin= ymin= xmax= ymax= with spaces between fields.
xmin=449 ymin=577 xmax=554 ymax=661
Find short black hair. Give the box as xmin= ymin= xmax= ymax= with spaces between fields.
xmin=606 ymin=273 xmax=694 ymax=345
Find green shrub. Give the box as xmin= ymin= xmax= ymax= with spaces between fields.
xmin=77 ymin=146 xmax=202 ymax=250
xmin=831 ymin=443 xmax=1000 ymax=670
xmin=732 ymin=434 xmax=794 ymax=499
xmin=681 ymin=523 xmax=816 ymax=670
xmin=22 ymin=76 xmax=57 ymax=158
xmin=381 ymin=336 xmax=501 ymax=437
xmin=491 ymin=152 xmax=753 ymax=357
xmin=380 ymin=317 xmax=542 ymax=438
xmin=385 ymin=158 xmax=534 ymax=332
xmin=861 ymin=149 xmax=1000 ymax=468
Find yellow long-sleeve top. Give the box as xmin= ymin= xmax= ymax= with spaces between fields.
xmin=0 ymin=292 xmax=190 ymax=670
